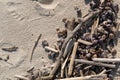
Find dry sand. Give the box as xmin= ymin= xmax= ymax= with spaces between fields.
xmin=0 ymin=0 xmax=120 ymax=80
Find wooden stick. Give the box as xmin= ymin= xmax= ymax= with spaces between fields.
xmin=80 ymin=70 xmax=84 ymax=76
xmin=68 ymin=42 xmax=78 ymax=76
xmin=99 ymin=69 xmax=107 ymax=75
xmin=49 ymin=59 xmax=61 ymax=77
xmin=27 ymin=66 xmax=34 ymax=72
xmin=63 ymin=39 xmax=75 ymax=58
xmin=62 ymin=53 xmax=70 ymax=70
xmin=61 ymin=66 xmax=64 ymax=78
xmin=49 ymin=10 xmax=100 ymax=78
xmin=15 ymin=75 xmax=30 ymax=80
xmin=49 ymin=39 xmax=74 ymax=77
xmin=92 ymin=58 xmax=120 ymax=63
xmin=91 ymin=17 xmax=99 ymax=38
xmin=77 ymin=39 xmax=93 ymax=45
xmin=45 ymin=46 xmax=59 ymax=53
xmin=61 ymin=51 xmax=71 ymax=77
xmin=54 ymin=43 xmax=61 ymax=53
xmin=75 ymin=59 xmax=116 ymax=68
xmin=91 ymin=19 xmax=96 ymax=37
xmin=30 ymin=34 xmax=42 ymax=62
xmin=41 ymin=75 xmax=53 ymax=80
xmin=55 ymin=74 xmax=107 ymax=80
xmin=116 ymin=23 xmax=120 ymax=38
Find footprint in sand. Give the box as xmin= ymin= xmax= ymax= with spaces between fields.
xmin=9 ymin=10 xmax=25 ymax=21
xmin=34 ymin=0 xmax=64 ymax=16
xmin=6 ymin=2 xmax=25 ymax=21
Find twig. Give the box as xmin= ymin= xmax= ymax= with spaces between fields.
xmin=68 ymin=42 xmax=78 ymax=76
xmin=55 ymin=74 xmax=107 ymax=80
xmin=45 ymin=46 xmax=59 ymax=53
xmin=92 ymin=58 xmax=120 ymax=63
xmin=91 ymin=17 xmax=99 ymax=38
xmin=15 ymin=75 xmax=30 ymax=80
xmin=77 ymin=39 xmax=93 ymax=45
xmin=61 ymin=51 xmax=71 ymax=77
xmin=30 ymin=34 xmax=42 ymax=62
xmin=75 ymin=59 xmax=116 ymax=68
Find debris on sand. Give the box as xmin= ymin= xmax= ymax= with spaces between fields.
xmin=15 ymin=0 xmax=120 ymax=80
xmin=40 ymin=0 xmax=120 ymax=80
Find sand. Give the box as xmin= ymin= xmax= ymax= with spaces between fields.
xmin=0 ymin=0 xmax=120 ymax=80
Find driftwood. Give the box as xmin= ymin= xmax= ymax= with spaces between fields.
xmin=49 ymin=59 xmax=61 ymax=78
xmin=48 ymin=10 xmax=101 ymax=79
xmin=80 ymin=70 xmax=84 ymax=76
xmin=61 ymin=53 xmax=70 ymax=70
xmin=27 ymin=66 xmax=34 ymax=72
xmin=15 ymin=75 xmax=30 ymax=80
xmin=77 ymin=39 xmax=93 ymax=45
xmin=41 ymin=75 xmax=53 ymax=80
xmin=55 ymin=74 xmax=107 ymax=80
xmin=63 ymin=39 xmax=75 ymax=58
xmin=91 ymin=17 xmax=99 ymax=38
xmin=30 ymin=34 xmax=42 ymax=62
xmin=45 ymin=46 xmax=59 ymax=53
xmin=99 ymin=69 xmax=107 ymax=75
xmin=68 ymin=42 xmax=78 ymax=76
xmin=61 ymin=51 xmax=71 ymax=77
xmin=49 ymin=39 xmax=75 ymax=78
xmin=92 ymin=58 xmax=120 ymax=63
xmin=75 ymin=59 xmax=116 ymax=68
xmin=54 ymin=43 xmax=61 ymax=53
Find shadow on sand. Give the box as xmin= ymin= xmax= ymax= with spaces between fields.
xmin=84 ymin=0 xmax=92 ymax=4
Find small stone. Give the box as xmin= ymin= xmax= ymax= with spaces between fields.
xmin=109 ymin=33 xmax=115 ymax=39
xmin=111 ymin=48 xmax=117 ymax=57
xmin=42 ymin=40 xmax=49 ymax=48
xmin=86 ymin=53 xmax=92 ymax=59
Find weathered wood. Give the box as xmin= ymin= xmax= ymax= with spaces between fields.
xmin=99 ymin=69 xmax=107 ymax=75
xmin=91 ymin=18 xmax=99 ymax=38
xmin=116 ymin=22 xmax=120 ymax=38
xmin=55 ymin=74 xmax=107 ymax=80
xmin=61 ymin=53 xmax=70 ymax=70
xmin=68 ymin=42 xmax=78 ymax=76
xmin=27 ymin=66 xmax=34 ymax=72
xmin=54 ymin=43 xmax=60 ymax=53
xmin=75 ymin=59 xmax=116 ymax=68
xmin=61 ymin=51 xmax=71 ymax=78
xmin=49 ymin=39 xmax=74 ymax=77
xmin=30 ymin=34 xmax=42 ymax=62
xmin=15 ymin=75 xmax=30 ymax=80
xmin=77 ymin=39 xmax=93 ymax=45
xmin=92 ymin=58 xmax=120 ymax=63
xmin=41 ymin=75 xmax=53 ymax=80
xmin=49 ymin=59 xmax=61 ymax=77
xmin=63 ymin=39 xmax=75 ymax=58
xmin=45 ymin=46 xmax=59 ymax=53
xmin=49 ymin=10 xmax=101 ymax=78
xmin=84 ymin=65 xmax=92 ymax=70
xmin=80 ymin=70 xmax=84 ymax=76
